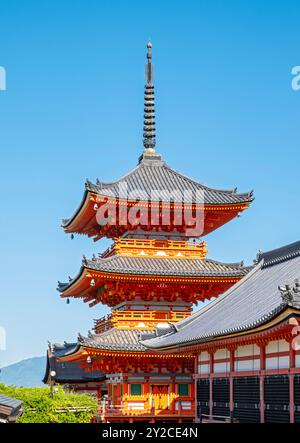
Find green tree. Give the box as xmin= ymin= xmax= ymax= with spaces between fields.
xmin=0 ymin=383 xmax=98 ymax=423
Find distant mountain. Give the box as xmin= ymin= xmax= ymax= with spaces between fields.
xmin=0 ymin=356 xmax=46 ymax=387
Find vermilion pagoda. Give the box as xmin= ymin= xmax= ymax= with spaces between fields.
xmin=50 ymin=42 xmax=254 ymax=422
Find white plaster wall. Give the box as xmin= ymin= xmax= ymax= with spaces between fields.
xmin=253 ymin=359 xmax=260 ymax=370
xmin=236 ymin=344 xmax=259 ymax=358
xmin=278 ymin=339 xmax=289 ymax=352
xmin=198 ymin=351 xmax=209 ymax=362
xmin=214 ymin=348 xmax=229 ymax=360
xmin=214 ymin=362 xmax=229 ymax=374
xmin=278 ymin=356 xmax=290 ymax=369
xmin=198 ymin=363 xmax=209 ymax=374
xmin=266 ymin=340 xmax=278 ymax=354
xmin=234 ymin=344 xmax=260 ymax=372
xmin=235 ymin=359 xmax=259 ymax=372
xmin=265 ymin=357 xmax=278 ymax=370
xmin=198 ymin=351 xmax=210 ymax=374
xmin=265 ymin=340 xmax=290 ymax=369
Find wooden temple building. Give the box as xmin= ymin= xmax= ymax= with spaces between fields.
xmin=143 ymin=240 xmax=300 ymax=423
xmin=44 ymin=42 xmax=254 ymax=422
xmin=43 ymin=342 xmax=107 ymax=400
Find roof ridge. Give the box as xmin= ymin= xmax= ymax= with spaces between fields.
xmin=204 ymin=257 xmax=247 ymax=268
xmin=87 ymin=160 xmax=169 ymax=191
xmin=88 ymin=163 xmax=143 ymax=189
xmin=162 ymin=163 xmax=253 ymax=198
xmin=88 ymin=254 xmax=117 ymax=264
xmin=85 ymin=161 xmax=253 ymax=201
xmin=97 ymin=254 xmax=248 ymax=268
xmin=258 ymin=240 xmax=300 ymax=268
xmin=53 ymin=342 xmax=78 ymax=349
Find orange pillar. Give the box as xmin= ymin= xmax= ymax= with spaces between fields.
xmin=144 ymin=376 xmax=150 ymax=394
xmin=144 ymin=376 xmax=150 ymax=414
xmin=123 ymin=377 xmax=129 ymax=395
xmin=117 ymin=382 xmax=122 ymax=407
xmin=97 ymin=387 xmax=101 ymax=405
xmin=171 ymin=377 xmax=176 ymax=415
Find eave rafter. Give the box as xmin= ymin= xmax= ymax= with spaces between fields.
xmin=63 ymin=191 xmax=251 ymax=240
xmin=58 ymin=345 xmax=195 ymax=375
xmin=60 ymin=268 xmax=241 ymax=307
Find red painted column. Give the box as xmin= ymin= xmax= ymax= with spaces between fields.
xmin=209 ymin=350 xmax=214 ymax=373
xmin=259 ymin=344 xmax=266 ymax=423
xmin=290 ymin=341 xmax=296 ymax=368
xmin=229 ymin=348 xmax=235 ymax=421
xmin=290 ymin=374 xmax=295 ymax=424
xmin=229 ymin=348 xmax=235 ymax=373
xmin=193 ymin=355 xmax=199 ymax=422
xmin=171 ymin=378 xmax=176 ymax=415
xmin=209 ymin=351 xmax=214 ymax=416
xmin=144 ymin=376 xmax=150 ymax=395
xmin=144 ymin=376 xmax=150 ymax=415
xmin=97 ymin=387 xmax=101 ymax=405
xmin=116 ymin=382 xmax=122 ymax=408
xmin=290 ymin=341 xmax=295 ymax=423
xmin=123 ymin=376 xmax=129 ymax=395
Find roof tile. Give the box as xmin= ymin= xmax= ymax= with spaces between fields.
xmin=141 ymin=241 xmax=300 ymax=349
xmin=86 ymin=160 xmax=253 ymax=205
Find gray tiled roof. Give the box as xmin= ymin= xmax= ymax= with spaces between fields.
xmin=78 ymin=328 xmax=153 ymax=352
xmin=85 ymin=255 xmax=249 ymax=277
xmin=257 ymin=240 xmax=300 ymax=267
xmin=141 ymin=241 xmax=300 ymax=349
xmin=58 ymin=255 xmax=250 ymax=292
xmin=84 ymin=157 xmax=253 ymax=205
xmin=0 ymin=394 xmax=23 ymax=410
xmin=43 ymin=342 xmax=106 ymax=384
xmin=50 ymin=342 xmax=78 ymax=357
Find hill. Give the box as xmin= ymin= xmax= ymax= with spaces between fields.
xmin=0 ymin=356 xmax=46 ymax=387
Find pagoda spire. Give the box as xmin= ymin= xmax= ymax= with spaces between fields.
xmin=143 ymin=41 xmax=156 ymax=154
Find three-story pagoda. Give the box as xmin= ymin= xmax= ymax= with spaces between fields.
xmin=48 ymin=42 xmax=254 ymax=422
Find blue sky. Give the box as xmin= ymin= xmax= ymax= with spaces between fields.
xmin=0 ymin=0 xmax=300 ymax=367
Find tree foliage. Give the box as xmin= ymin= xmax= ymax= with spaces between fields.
xmin=0 ymin=383 xmax=98 ymax=423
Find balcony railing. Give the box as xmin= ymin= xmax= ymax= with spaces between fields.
xmin=94 ymin=314 xmax=113 ymax=333
xmin=94 ymin=310 xmax=190 ymax=332
xmin=113 ymin=310 xmax=189 ymax=322
xmin=101 ymin=238 xmax=207 ymax=260
xmin=98 ymin=395 xmax=194 ymax=419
